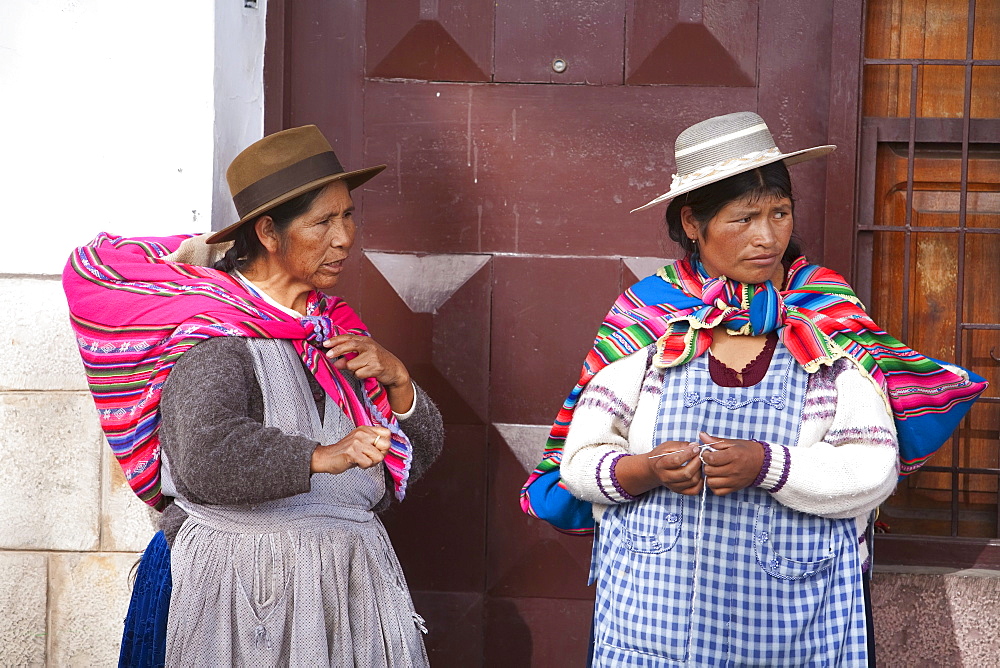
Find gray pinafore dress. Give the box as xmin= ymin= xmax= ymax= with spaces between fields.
xmin=164 ymin=338 xmax=428 ymax=667
xmin=591 ymin=343 xmax=867 ymax=667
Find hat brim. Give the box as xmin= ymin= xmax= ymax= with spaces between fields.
xmin=206 ymin=164 xmax=387 ymax=244
xmin=629 ymin=145 xmax=836 ymax=214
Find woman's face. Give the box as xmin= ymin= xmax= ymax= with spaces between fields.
xmin=264 ymin=181 xmax=356 ymax=292
xmin=681 ymin=194 xmax=793 ymax=285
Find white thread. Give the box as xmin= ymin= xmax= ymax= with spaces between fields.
xmin=643 ymin=439 xmax=723 ymax=662
xmin=685 ymin=442 xmax=717 ymax=664
xmin=647 ymin=439 xmax=724 ymax=459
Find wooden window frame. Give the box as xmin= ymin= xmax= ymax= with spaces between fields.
xmin=854 ymin=0 xmax=1000 ymax=569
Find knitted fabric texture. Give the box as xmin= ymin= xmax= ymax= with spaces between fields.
xmin=520 ymin=256 xmax=986 ymax=528
xmin=157 ymin=337 xmax=444 ymax=546
xmin=63 ymin=233 xmax=412 ymax=509
xmin=560 ymin=351 xmax=896 ymax=568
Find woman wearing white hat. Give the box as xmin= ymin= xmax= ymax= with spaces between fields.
xmin=520 ymin=111 xmax=985 ymax=665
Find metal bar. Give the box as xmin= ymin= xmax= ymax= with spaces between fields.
xmin=951 ymin=428 xmax=961 ymax=538
xmin=854 ymin=119 xmax=879 ymax=306
xmin=860 ymin=117 xmax=1000 ymax=142
xmin=858 ymin=120 xmax=880 ymax=229
xmin=960 ymin=324 xmax=1000 ymax=330
xmin=857 ymin=226 xmax=1000 ymax=234
xmin=954 ymin=0 xmax=975 ymax=538
xmin=864 ymin=58 xmax=1000 ymax=65
xmin=855 ymin=232 xmax=874 ymax=307
xmin=901 ymin=63 xmax=917 ymax=345
xmin=963 ymin=0 xmax=996 ymax=539
xmin=876 ymin=535 xmax=1000 ymax=569
xmin=919 ymin=466 xmax=1000 ymax=475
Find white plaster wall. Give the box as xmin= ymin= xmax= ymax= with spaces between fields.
xmin=0 ymin=0 xmax=266 ymax=663
xmin=0 ymin=0 xmax=216 ymax=275
xmin=213 ymin=0 xmax=268 ymax=231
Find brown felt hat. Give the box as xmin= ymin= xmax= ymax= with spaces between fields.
xmin=206 ymin=125 xmax=386 ymax=244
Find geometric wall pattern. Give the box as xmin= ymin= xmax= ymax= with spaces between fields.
xmin=367 ymin=0 xmax=758 ymax=88
xmin=365 ymin=0 xmax=492 ymax=81
xmin=366 ymin=251 xmax=490 ymax=314
xmin=624 ymin=256 xmax=675 ymax=283
xmin=626 ymin=0 xmax=758 ymax=86
xmin=493 ymin=423 xmax=551 ymax=474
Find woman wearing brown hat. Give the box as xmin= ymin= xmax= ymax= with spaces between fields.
xmin=67 ymin=126 xmax=441 ymax=666
xmin=519 ymin=112 xmax=985 ymax=665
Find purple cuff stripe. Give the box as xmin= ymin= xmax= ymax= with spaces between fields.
xmin=609 ymin=454 xmax=635 ymax=501
xmin=771 ymin=445 xmax=791 ymax=493
xmin=751 ymin=439 xmax=771 ymax=488
xmin=596 ymin=451 xmax=618 ymax=503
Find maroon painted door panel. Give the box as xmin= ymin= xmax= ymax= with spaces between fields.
xmin=626 ymin=0 xmax=758 ymax=86
xmin=495 ymin=0 xmax=626 ymax=84
xmin=264 ymin=1 xmax=864 ymax=664
xmin=366 ymin=0 xmax=494 ymax=81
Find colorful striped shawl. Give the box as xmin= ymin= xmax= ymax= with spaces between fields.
xmin=520 ymin=256 xmax=987 ymax=526
xmin=63 ymin=233 xmax=412 ymax=510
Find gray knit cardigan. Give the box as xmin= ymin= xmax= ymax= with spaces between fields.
xmin=157 ymin=337 xmax=445 ymax=545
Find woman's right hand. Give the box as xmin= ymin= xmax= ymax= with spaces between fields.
xmin=310 ymin=426 xmax=392 ymax=475
xmin=647 ymin=441 xmax=704 ymax=495
xmin=613 ymin=441 xmax=703 ymax=497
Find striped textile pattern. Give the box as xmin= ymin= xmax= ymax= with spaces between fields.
xmin=62 ymin=233 xmax=412 ymax=509
xmin=520 ymin=256 xmax=987 ymax=527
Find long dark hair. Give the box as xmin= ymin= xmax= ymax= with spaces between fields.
xmin=664 ymin=160 xmax=801 ymax=263
xmin=213 ymin=188 xmax=324 ymax=273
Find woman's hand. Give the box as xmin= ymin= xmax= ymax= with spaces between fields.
xmin=648 ymin=441 xmax=704 ymax=495
xmin=311 ymin=426 xmax=392 ymax=475
xmin=699 ymin=431 xmax=764 ymax=496
xmin=613 ymin=441 xmax=704 ymax=497
xmin=323 ymin=334 xmax=414 ymax=413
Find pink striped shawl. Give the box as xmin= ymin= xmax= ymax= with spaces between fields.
xmin=63 ymin=233 xmax=411 ymax=509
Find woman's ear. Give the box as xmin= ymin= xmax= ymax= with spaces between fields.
xmin=679 ymin=206 xmax=700 ymax=243
xmin=254 ymin=216 xmax=280 ymax=254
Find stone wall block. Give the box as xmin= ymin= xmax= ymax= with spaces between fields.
xmin=873 ymin=571 xmax=1000 ymax=665
xmin=0 ymin=277 xmax=89 ymax=392
xmin=0 ymin=551 xmax=48 ymax=666
xmin=0 ymin=393 xmax=102 ymax=550
xmin=101 ymin=443 xmax=157 ymax=552
xmin=48 ymin=552 xmax=139 ymax=667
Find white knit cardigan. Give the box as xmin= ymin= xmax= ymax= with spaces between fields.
xmin=560 ymin=346 xmax=900 ymax=568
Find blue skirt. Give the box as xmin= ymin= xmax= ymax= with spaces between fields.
xmin=119 ymin=531 xmax=171 ymax=668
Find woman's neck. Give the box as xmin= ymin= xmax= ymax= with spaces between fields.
xmin=240 ymin=261 xmax=311 ymax=314
xmin=710 ymin=330 xmax=771 ymax=378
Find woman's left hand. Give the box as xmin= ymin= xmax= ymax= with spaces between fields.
xmin=699 ymin=431 xmax=764 ymax=496
xmin=323 ymin=334 xmax=414 ymax=413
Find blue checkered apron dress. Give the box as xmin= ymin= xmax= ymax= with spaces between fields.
xmin=590 ymin=343 xmax=868 ymax=667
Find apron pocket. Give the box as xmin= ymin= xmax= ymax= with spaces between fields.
xmin=621 ymin=487 xmax=684 ymax=554
xmin=753 ymin=504 xmax=838 ymax=580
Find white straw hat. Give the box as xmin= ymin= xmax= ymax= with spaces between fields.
xmin=630 ymin=111 xmax=835 ymax=213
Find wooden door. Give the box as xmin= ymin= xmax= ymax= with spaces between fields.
xmin=858 ymin=0 xmax=1000 ymax=554
xmin=263 ymin=1 xmax=865 ymax=663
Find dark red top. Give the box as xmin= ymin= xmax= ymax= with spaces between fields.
xmin=708 ymin=333 xmax=779 ymax=388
